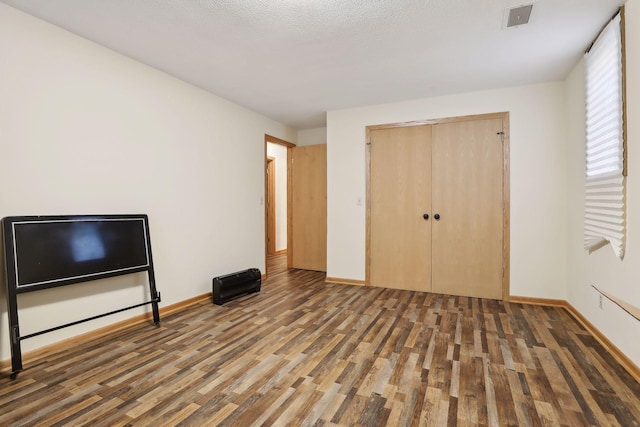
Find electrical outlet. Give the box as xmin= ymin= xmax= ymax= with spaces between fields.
xmin=599 ymin=294 xmax=603 ymax=309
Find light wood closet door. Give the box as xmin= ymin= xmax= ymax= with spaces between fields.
xmin=431 ymin=118 xmax=504 ymax=299
xmin=370 ymin=126 xmax=432 ymax=291
xmin=291 ymin=144 xmax=327 ymax=271
xmin=367 ymin=116 xmax=506 ymax=299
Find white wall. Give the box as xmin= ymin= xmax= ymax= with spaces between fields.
xmin=266 ymin=142 xmax=288 ymax=251
xmin=565 ymin=0 xmax=640 ymax=367
xmin=0 ymin=4 xmax=296 ymax=361
xmin=326 ymin=83 xmax=568 ymax=299
xmin=297 ymin=127 xmax=327 ymax=146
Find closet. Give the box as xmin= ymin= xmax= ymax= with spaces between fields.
xmin=366 ymin=113 xmax=508 ymax=300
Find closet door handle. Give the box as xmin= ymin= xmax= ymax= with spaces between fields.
xmin=434 ymin=213 xmax=440 ymax=220
xmin=423 ymin=213 xmax=429 ymax=220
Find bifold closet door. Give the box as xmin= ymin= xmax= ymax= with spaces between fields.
xmin=370 ymin=125 xmax=432 ymax=291
xmin=431 ymin=118 xmax=504 ymax=299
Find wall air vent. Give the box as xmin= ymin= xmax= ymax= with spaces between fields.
xmin=505 ymin=4 xmax=533 ymax=28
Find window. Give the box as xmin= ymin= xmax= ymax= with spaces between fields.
xmin=584 ymin=9 xmax=626 ymax=259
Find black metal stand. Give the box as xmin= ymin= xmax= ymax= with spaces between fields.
xmin=7 ymin=279 xmax=161 ymax=379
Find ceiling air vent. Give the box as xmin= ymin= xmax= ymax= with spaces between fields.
xmin=505 ymin=4 xmax=533 ymax=28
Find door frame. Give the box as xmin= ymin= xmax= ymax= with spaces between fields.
xmin=365 ymin=112 xmax=511 ymax=299
xmin=264 ymin=134 xmax=296 ymax=278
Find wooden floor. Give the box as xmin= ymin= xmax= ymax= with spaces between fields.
xmin=1 ymin=256 xmax=639 ymax=426
xmin=267 ymin=252 xmax=288 ymax=276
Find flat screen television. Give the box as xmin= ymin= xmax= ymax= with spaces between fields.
xmin=2 ymin=214 xmax=152 ymax=293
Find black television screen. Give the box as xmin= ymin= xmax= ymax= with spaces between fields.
xmin=3 ymin=215 xmax=151 ymax=292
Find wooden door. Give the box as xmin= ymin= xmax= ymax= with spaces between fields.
xmin=369 ymin=126 xmax=432 ymax=291
xmin=266 ymin=157 xmax=276 ymax=255
xmin=367 ymin=115 xmax=507 ymax=299
xmin=431 ymin=118 xmax=504 ymax=299
xmin=291 ymin=144 xmax=327 ymax=271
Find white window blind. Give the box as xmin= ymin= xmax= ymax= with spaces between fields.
xmin=584 ymin=12 xmax=625 ymax=259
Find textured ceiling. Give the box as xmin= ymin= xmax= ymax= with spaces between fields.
xmin=0 ymin=0 xmax=624 ymax=129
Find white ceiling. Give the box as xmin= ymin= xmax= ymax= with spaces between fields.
xmin=1 ymin=0 xmax=624 ymax=129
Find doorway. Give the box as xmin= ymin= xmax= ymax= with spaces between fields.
xmin=366 ymin=113 xmax=510 ymax=300
xmin=264 ymin=135 xmax=295 ymax=277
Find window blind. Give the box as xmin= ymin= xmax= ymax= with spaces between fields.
xmin=584 ymin=12 xmax=625 ymax=259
